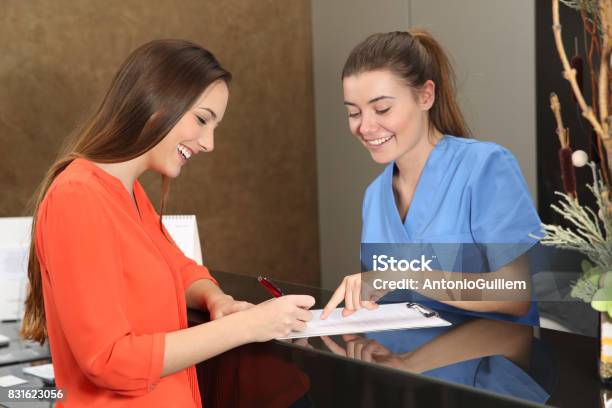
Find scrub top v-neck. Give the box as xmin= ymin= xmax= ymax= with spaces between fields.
xmin=386 ymin=136 xmax=447 ymax=242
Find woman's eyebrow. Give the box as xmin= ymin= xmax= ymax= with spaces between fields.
xmin=368 ymin=95 xmax=394 ymax=104
xmin=343 ymin=95 xmax=395 ymax=106
xmin=197 ymin=107 xmax=217 ymax=120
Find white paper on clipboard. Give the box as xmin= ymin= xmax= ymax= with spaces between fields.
xmin=279 ymin=302 xmax=451 ymax=339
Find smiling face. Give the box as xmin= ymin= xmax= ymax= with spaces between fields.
xmin=146 ymin=80 xmax=229 ymax=178
xmin=342 ymin=69 xmax=436 ymax=164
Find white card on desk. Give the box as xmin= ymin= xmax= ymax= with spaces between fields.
xmin=22 ymin=364 xmax=54 ymax=382
xmin=0 ymin=375 xmax=28 ymax=387
xmin=278 ymin=302 xmax=451 ymax=339
xmin=162 ymin=215 xmax=203 ymax=265
xmin=0 ymin=217 xmax=32 ymax=321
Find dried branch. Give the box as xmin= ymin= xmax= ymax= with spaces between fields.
xmin=598 ymin=0 xmax=611 ymax=135
xmin=553 ymin=0 xmax=607 ymax=139
xmin=561 ymin=0 xmax=604 ymax=34
xmin=553 ymin=0 xmax=612 ymax=189
xmin=550 ymin=93 xmax=570 ymax=147
xmin=577 ymin=6 xmax=610 ymax=185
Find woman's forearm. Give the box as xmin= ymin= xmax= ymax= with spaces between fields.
xmin=161 ymin=311 xmax=253 ymax=377
xmin=400 ymin=318 xmax=532 ymax=372
xmin=412 ymin=269 xmax=531 ymax=316
xmin=419 ymin=254 xmax=532 ymax=315
xmin=437 ymin=300 xmax=531 ymax=316
xmin=185 ymin=278 xmax=226 ymax=310
xmin=365 ymin=255 xmax=532 ymax=316
xmin=162 ymin=294 xmax=315 ymax=376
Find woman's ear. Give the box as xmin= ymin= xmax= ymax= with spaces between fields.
xmin=418 ymin=80 xmax=436 ymax=111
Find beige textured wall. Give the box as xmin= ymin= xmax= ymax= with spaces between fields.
xmin=0 ymin=0 xmax=320 ymax=286
xmin=312 ymin=0 xmax=410 ymax=289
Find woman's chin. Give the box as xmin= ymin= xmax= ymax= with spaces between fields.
xmin=161 ymin=166 xmax=182 ymax=179
xmin=369 ymin=151 xmax=394 ymax=164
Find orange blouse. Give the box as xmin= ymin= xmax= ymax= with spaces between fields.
xmin=35 ymin=158 xmax=217 ymax=407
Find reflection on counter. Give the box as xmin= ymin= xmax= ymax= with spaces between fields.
xmin=306 ymin=313 xmax=555 ymax=405
xmin=191 ymin=271 xmax=598 ymax=407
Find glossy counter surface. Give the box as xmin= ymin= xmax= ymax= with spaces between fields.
xmin=189 ymin=271 xmax=608 ymax=408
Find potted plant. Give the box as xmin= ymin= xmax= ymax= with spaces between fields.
xmin=539 ymin=0 xmax=612 ymax=384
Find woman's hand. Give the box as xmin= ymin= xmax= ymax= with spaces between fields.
xmin=279 ymin=337 xmax=314 ymax=349
xmin=321 ymin=273 xmax=379 ymax=319
xmin=206 ymin=293 xmax=254 ymax=320
xmin=242 ymin=295 xmax=315 ymax=342
xmin=321 ymin=334 xmax=404 ymax=368
xmin=322 ymin=334 xmax=406 ymax=370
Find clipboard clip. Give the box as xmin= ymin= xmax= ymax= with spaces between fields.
xmin=406 ymin=303 xmax=439 ymax=318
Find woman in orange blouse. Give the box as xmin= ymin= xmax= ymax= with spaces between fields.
xmin=20 ymin=39 xmax=314 ymax=407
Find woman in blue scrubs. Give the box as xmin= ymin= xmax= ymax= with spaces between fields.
xmin=321 ymin=29 xmax=542 ymax=325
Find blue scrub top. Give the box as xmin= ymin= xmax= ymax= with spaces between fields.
xmin=361 ymin=135 xmax=542 ymax=325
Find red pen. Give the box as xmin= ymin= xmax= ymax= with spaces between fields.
xmin=258 ymin=276 xmax=285 ymax=297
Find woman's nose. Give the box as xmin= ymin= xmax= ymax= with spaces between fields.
xmin=198 ymin=132 xmax=214 ymax=152
xmin=359 ymin=114 xmax=379 ymax=135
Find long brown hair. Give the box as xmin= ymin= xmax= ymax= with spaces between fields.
xmin=341 ymin=28 xmax=470 ymax=138
xmin=21 ymin=39 xmax=232 ymax=344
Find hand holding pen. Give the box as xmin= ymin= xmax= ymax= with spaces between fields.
xmin=240 ymin=275 xmax=314 ymax=340
xmin=258 ymin=276 xmax=285 ymax=297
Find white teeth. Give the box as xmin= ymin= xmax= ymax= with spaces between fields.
xmin=366 ymin=135 xmax=393 ymax=146
xmin=177 ymin=144 xmax=192 ymax=160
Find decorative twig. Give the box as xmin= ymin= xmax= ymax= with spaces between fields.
xmin=552 ymin=0 xmax=611 ymax=176
xmin=579 ymin=7 xmax=600 ymax=118
xmin=550 ymin=93 xmax=577 ymax=197
xmin=553 ymin=0 xmax=606 ymax=138
xmin=578 ymin=6 xmax=610 ymax=186
xmin=598 ymin=0 xmax=612 ymax=187
xmin=550 ymin=93 xmax=570 ymax=147
xmin=598 ymin=0 xmax=611 ymax=136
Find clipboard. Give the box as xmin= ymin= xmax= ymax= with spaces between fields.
xmin=278 ymin=302 xmax=451 ymax=339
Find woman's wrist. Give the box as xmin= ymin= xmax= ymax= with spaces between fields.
xmin=186 ymin=279 xmax=227 ymax=310
xmin=221 ymin=306 xmax=256 ymax=343
xmin=204 ymin=291 xmax=232 ymax=311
